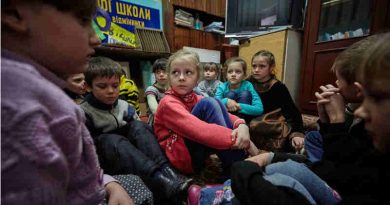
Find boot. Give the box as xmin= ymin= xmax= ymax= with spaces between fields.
xmin=161 ymin=166 xmax=193 ymax=184
xmin=153 ymin=171 xmax=190 ymax=199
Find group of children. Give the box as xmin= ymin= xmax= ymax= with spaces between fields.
xmin=231 ymin=33 xmax=390 ymax=205
xmin=2 ymin=0 xmax=390 ymax=204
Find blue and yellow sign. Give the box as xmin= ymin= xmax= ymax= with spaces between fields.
xmin=94 ymin=0 xmax=162 ymax=47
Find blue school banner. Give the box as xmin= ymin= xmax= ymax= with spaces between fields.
xmin=93 ymin=0 xmax=162 ymax=47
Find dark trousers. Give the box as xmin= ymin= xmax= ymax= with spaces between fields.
xmin=95 ymin=120 xmax=168 ymax=176
xmin=304 ymin=131 xmax=324 ymax=163
xmin=185 ymin=97 xmax=247 ymax=174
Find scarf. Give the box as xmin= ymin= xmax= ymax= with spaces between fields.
xmin=249 ymin=75 xmax=276 ymax=93
xmin=165 ymin=89 xmax=196 ymax=104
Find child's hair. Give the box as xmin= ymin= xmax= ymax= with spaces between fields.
xmin=225 ymin=57 xmax=248 ymax=76
xmin=85 ymin=57 xmax=123 ymax=86
xmin=204 ymin=62 xmax=219 ymax=74
xmin=332 ymin=34 xmax=383 ymax=84
xmin=166 ymin=49 xmax=201 ymax=77
xmin=2 ymin=0 xmax=97 ymax=19
xmin=61 ymin=74 xmax=72 ymax=81
xmin=251 ymin=50 xmax=276 ymax=67
xmin=152 ymin=58 xmax=168 ymax=73
xmin=358 ymin=32 xmax=390 ymax=91
xmin=120 ymin=68 xmax=127 ymax=76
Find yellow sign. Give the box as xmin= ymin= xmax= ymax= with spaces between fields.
xmin=96 ymin=16 xmax=137 ymax=47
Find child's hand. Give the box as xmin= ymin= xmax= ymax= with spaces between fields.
xmin=326 ymin=95 xmax=345 ymax=123
xmin=246 ymin=152 xmax=271 ymax=167
xmin=290 ymin=132 xmax=305 ymax=151
xmin=246 ymin=141 xmax=260 ymax=157
xmin=319 ymin=85 xmax=345 ymax=123
xmin=231 ymin=124 xmax=250 ymax=149
xmin=315 ymin=85 xmax=339 ymax=123
xmin=316 ymin=93 xmax=329 ymax=123
xmin=105 ymin=181 xmax=135 ymax=205
xmin=227 ymin=99 xmax=240 ymax=112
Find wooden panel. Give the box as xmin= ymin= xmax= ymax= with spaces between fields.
xmin=300 ymin=50 xmax=340 ymax=114
xmin=205 ymin=0 xmax=226 ymax=17
xmin=371 ymin=0 xmax=390 ymax=33
xmin=95 ymin=45 xmax=170 ymax=61
xmin=190 ymin=30 xmax=205 ymax=48
xmin=162 ymin=0 xmax=174 ymax=52
xmin=206 ymin=0 xmax=217 ymax=16
xmin=172 ymin=0 xmax=195 ymax=9
xmin=173 ymin=27 xmax=191 ymax=51
xmin=196 ymin=0 xmax=206 ymax=12
xmin=219 ymin=0 xmax=226 ymax=18
xmin=239 ymin=30 xmax=287 ymax=80
xmin=204 ymin=32 xmax=220 ymax=50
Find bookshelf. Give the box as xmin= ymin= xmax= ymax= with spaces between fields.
xmin=162 ymin=0 xmax=227 ymax=53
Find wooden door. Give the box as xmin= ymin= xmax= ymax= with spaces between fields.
xmin=299 ymin=0 xmax=390 ymax=114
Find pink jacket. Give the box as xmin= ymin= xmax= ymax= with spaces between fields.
xmin=154 ymin=91 xmax=244 ymax=174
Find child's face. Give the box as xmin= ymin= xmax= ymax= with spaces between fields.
xmin=334 ymin=69 xmax=362 ymax=103
xmin=227 ymin=62 xmax=245 ymax=87
xmin=154 ymin=69 xmax=168 ymax=86
xmin=204 ymin=67 xmax=218 ymax=81
xmin=251 ymin=56 xmax=273 ymax=81
xmin=169 ymin=57 xmax=199 ymax=95
xmin=16 ymin=3 xmax=100 ymax=76
xmin=89 ymin=76 xmax=120 ymax=105
xmin=355 ymin=80 xmax=390 ymax=153
xmin=66 ymin=73 xmax=86 ymax=95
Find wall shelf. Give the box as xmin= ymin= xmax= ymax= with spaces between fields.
xmin=94 ymin=45 xmax=170 ymax=61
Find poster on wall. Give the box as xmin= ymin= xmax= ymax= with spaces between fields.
xmin=93 ymin=0 xmax=162 ymax=48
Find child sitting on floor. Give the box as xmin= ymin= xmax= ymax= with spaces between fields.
xmin=1 ymin=0 xmax=133 ymax=204
xmin=119 ymin=68 xmax=141 ymax=115
xmin=63 ymin=73 xmax=87 ymax=104
xmin=304 ymin=34 xmax=382 ymax=163
xmin=247 ymin=50 xmax=304 ymax=152
xmin=215 ymin=57 xmax=263 ymax=123
xmin=196 ymin=62 xmax=222 ymax=97
xmin=145 ymin=58 xmax=169 ymax=127
xmin=231 ymin=33 xmax=390 ymax=205
xmin=153 ymin=50 xmax=259 ymax=176
xmin=81 ymin=56 xmax=192 ymax=201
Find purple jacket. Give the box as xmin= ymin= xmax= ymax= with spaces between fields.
xmin=1 ymin=50 xmax=112 ymax=204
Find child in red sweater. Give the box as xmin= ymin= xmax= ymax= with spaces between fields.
xmin=154 ymin=49 xmax=258 ymax=175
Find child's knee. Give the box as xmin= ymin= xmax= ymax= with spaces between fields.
xmin=238 ymin=91 xmax=252 ymax=103
xmin=305 ymin=131 xmax=322 ymax=143
xmin=199 ymin=97 xmax=219 ymax=106
xmin=265 ymin=159 xmax=305 ymax=175
xmin=225 ymin=91 xmax=237 ymax=99
xmin=240 ymin=90 xmax=252 ymax=98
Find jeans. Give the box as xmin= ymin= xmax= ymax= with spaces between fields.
xmin=304 ymin=131 xmax=324 ymax=163
xmin=263 ymin=173 xmax=316 ymax=205
xmin=96 ymin=120 xmax=168 ymax=176
xmin=225 ymin=90 xmax=252 ymax=105
xmin=225 ymin=90 xmax=254 ymax=123
xmin=185 ymin=97 xmax=247 ymax=174
xmin=265 ymin=160 xmax=341 ymax=205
